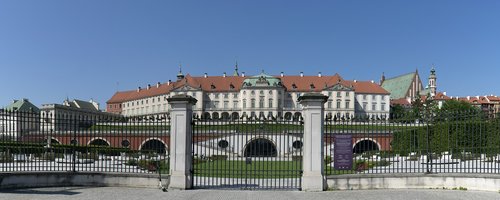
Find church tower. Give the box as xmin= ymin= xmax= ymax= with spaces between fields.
xmin=428 ymin=67 xmax=437 ymax=97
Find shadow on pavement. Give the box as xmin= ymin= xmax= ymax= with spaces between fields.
xmin=0 ymin=187 xmax=92 ymax=195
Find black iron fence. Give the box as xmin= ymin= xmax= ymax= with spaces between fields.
xmin=191 ymin=118 xmax=303 ymax=190
xmin=325 ymin=111 xmax=500 ymax=175
xmin=2 ymin=109 xmax=500 ymax=178
xmin=0 ymin=110 xmax=170 ymax=174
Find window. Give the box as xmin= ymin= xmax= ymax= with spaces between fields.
xmin=328 ymin=101 xmax=332 ymax=109
xmin=215 ymin=93 xmax=220 ymax=99
xmin=363 ymin=95 xmax=366 ymax=100
xmin=363 ymin=102 xmax=368 ymax=109
xmin=146 ymin=100 xmax=148 ymax=104
xmin=269 ymin=99 xmax=273 ymax=108
xmin=224 ymin=93 xmax=229 ymax=99
xmin=213 ymin=101 xmax=219 ymax=108
xmin=346 ymin=92 xmax=350 ymax=97
xmin=233 ymin=101 xmax=238 ymax=108
xmin=163 ymin=104 xmax=167 ymax=111
xmin=251 ymin=91 xmax=255 ymax=95
xmin=243 ymin=100 xmax=247 ymax=108
xmin=251 ymin=99 xmax=255 ymax=108
xmin=259 ymin=97 xmax=264 ymax=108
xmin=336 ymin=100 xmax=341 ymax=109
xmin=224 ymin=101 xmax=229 ymax=109
xmin=328 ymin=92 xmax=332 ymax=97
xmin=372 ymin=104 xmax=376 ymax=111
xmin=345 ymin=100 xmax=350 ymax=109
xmin=269 ymin=90 xmax=272 ymax=95
xmin=381 ymin=103 xmax=386 ymax=111
xmin=152 ymin=105 xmax=156 ymax=112
xmin=260 ymin=91 xmax=264 ymax=95
xmin=277 ymin=99 xmax=281 ymax=108
xmin=152 ymin=98 xmax=155 ymax=103
xmin=233 ymin=93 xmax=238 ymax=98
xmin=337 ymin=92 xmax=341 ymax=97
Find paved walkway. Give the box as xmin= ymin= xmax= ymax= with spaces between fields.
xmin=1 ymin=187 xmax=499 ymax=200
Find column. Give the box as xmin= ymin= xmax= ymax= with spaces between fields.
xmin=167 ymin=94 xmax=197 ymax=190
xmin=298 ymin=93 xmax=328 ymax=192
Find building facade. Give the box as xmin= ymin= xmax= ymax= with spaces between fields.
xmin=0 ymin=99 xmax=40 ymax=139
xmin=107 ymin=68 xmax=391 ymax=120
xmin=41 ymin=99 xmax=116 ymax=131
xmin=381 ymin=68 xmax=438 ymax=106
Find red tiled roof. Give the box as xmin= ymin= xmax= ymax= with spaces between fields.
xmin=434 ymin=92 xmax=451 ymax=100
xmin=107 ymin=73 xmax=390 ymax=103
xmin=390 ymin=98 xmax=411 ymax=106
xmin=343 ymin=80 xmax=390 ymax=94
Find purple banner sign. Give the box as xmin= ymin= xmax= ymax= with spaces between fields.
xmin=334 ymin=134 xmax=353 ymax=170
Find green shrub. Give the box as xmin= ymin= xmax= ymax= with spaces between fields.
xmin=0 ymin=152 xmax=13 ymax=163
xmin=127 ymin=159 xmax=138 ymax=166
xmin=210 ymin=155 xmax=228 ymax=161
xmin=324 ymin=156 xmax=332 ymax=164
xmin=137 ymin=159 xmax=169 ymax=172
xmin=292 ymin=156 xmax=302 ymax=161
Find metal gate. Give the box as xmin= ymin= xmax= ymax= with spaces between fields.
xmin=191 ymin=118 xmax=303 ymax=190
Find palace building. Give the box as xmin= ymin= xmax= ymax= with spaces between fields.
xmin=106 ymin=66 xmax=391 ymax=120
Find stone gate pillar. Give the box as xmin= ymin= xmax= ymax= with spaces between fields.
xmin=167 ymin=94 xmax=197 ymax=190
xmin=298 ymin=93 xmax=328 ymax=192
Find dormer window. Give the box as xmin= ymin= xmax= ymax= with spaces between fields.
xmin=230 ymin=83 xmax=235 ymax=90
xmin=211 ymin=83 xmax=216 ymax=89
xmin=310 ymin=84 xmax=315 ymax=90
xmin=292 ymin=83 xmax=297 ymax=90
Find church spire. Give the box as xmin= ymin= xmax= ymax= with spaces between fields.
xmin=233 ymin=61 xmax=239 ymax=76
xmin=428 ymin=64 xmax=437 ymax=97
xmin=177 ymin=63 xmax=185 ymax=80
xmin=380 ymin=72 xmax=385 ymax=85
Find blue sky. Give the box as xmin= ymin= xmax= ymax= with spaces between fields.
xmin=1 ymin=0 xmax=499 ymax=108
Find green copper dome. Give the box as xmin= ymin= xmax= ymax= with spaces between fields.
xmin=242 ymin=71 xmax=282 ymax=87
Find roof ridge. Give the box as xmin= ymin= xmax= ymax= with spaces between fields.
xmin=384 ymin=71 xmax=416 ymax=81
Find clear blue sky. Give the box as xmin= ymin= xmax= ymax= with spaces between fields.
xmin=1 ymin=0 xmax=499 ymax=109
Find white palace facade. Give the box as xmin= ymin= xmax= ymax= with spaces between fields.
xmin=106 ymin=67 xmax=391 ymax=120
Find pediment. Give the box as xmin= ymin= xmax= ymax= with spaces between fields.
xmin=172 ymin=84 xmax=200 ymax=92
xmin=325 ymin=83 xmax=353 ymax=91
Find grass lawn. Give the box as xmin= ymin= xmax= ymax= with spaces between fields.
xmin=193 ymin=160 xmax=303 ymax=178
xmin=192 ymin=160 xmax=357 ymax=178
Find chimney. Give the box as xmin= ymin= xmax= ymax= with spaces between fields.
xmin=137 ymin=87 xmax=141 ymax=92
xmin=12 ymin=99 xmax=18 ymax=103
xmin=318 ymin=72 xmax=322 ymax=77
xmin=147 ymin=84 xmax=151 ymax=90
xmin=241 ymin=72 xmax=245 ymax=77
xmin=280 ymin=72 xmax=284 ymax=77
xmin=467 ymin=96 xmax=470 ymax=100
xmin=300 ymin=72 xmax=304 ymax=77
xmin=443 ymin=92 xmax=447 ymax=96
xmin=156 ymin=82 xmax=160 ymax=88
xmin=204 ymin=73 xmax=208 ymax=78
xmin=354 ymin=80 xmax=357 ymax=83
xmin=371 ymin=80 xmax=374 ymax=83
xmin=223 ymin=72 xmax=226 ymax=77
xmin=168 ymin=80 xmax=171 ymax=85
